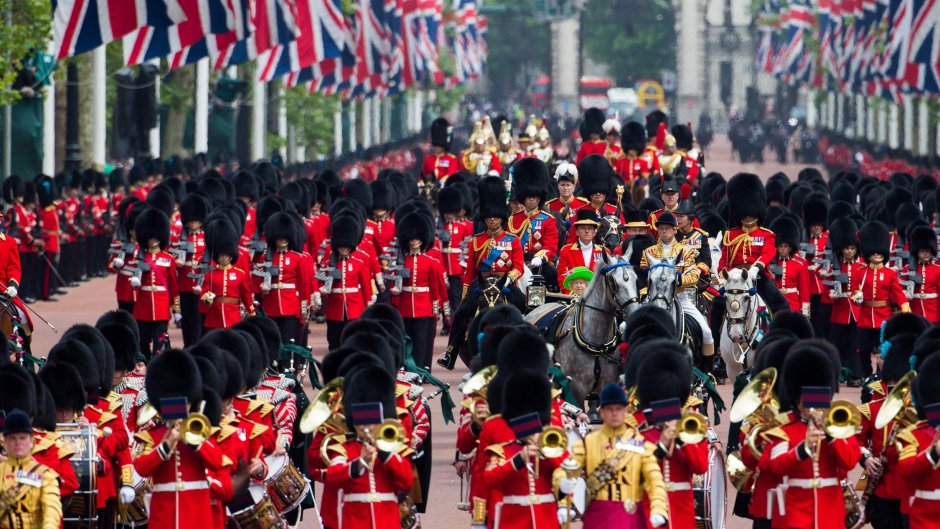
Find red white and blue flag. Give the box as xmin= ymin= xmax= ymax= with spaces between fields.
xmin=53 ymin=0 xmax=187 ymax=59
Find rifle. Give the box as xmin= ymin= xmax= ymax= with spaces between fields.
xmin=251 ymin=248 xmax=278 ymax=291
xmin=314 ymin=253 xmax=343 ymax=292
xmin=123 ymin=261 xmax=150 ymax=284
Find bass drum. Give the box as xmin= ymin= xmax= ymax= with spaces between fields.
xmin=58 ymin=424 xmax=98 ymax=529
xmin=693 ymin=431 xmax=727 ymax=529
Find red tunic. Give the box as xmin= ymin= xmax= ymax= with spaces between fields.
xmin=391 ymin=252 xmax=445 ymax=318
xmin=556 ymin=242 xmax=606 ymax=294
xmin=421 ymin=153 xmax=459 ymax=181
xmin=175 ymin=231 xmax=206 ymax=294
xmin=32 ymin=430 xmax=79 ymax=497
xmin=575 ymin=139 xmax=607 ymax=164
xmin=856 ymin=264 xmax=908 ymax=329
xmin=483 ymin=440 xmax=565 ymax=529
xmin=773 ymin=256 xmax=811 ymax=311
xmin=242 ymin=206 xmax=256 ymax=244
xmin=441 ymin=220 xmax=473 ymax=277
xmin=507 ymin=210 xmax=559 ymax=261
xmin=903 ymin=261 xmax=940 ymax=323
xmin=84 ymin=404 xmax=130 ymax=507
xmin=765 ymin=418 xmax=861 ymax=529
xmin=803 ymin=233 xmax=830 ymax=297
xmin=323 ymin=440 xmax=414 ymax=529
xmin=856 ymin=396 xmax=907 ymax=502
xmin=202 ymin=265 xmax=254 ymax=329
xmin=470 ymin=415 xmax=514 ymax=528
xmin=39 ymin=206 xmax=60 ymax=254
xmin=641 ymin=429 xmax=710 ymax=529
xmin=615 ymin=155 xmax=651 ymax=185
xmin=897 ymin=422 xmax=940 ymax=529
xmin=829 ymin=260 xmax=865 ymax=325
xmin=260 ymin=250 xmax=310 ymax=318
xmin=134 ymin=424 xmax=224 ymax=529
xmin=132 ymin=250 xmax=180 ymax=322
xmin=319 ymin=252 xmax=373 ymax=321
xmin=108 ymin=241 xmax=139 ymax=304
xmin=640 ymin=145 xmax=663 ymax=176
xmin=545 ymin=196 xmax=589 ymax=223
xmin=719 ymin=226 xmax=777 ymax=272
xmin=371 ymin=218 xmax=396 ymax=259
xmin=462 ymin=231 xmax=525 ymax=288
xmin=0 ymin=232 xmax=22 ymax=290
xmin=6 ymin=204 xmax=37 ymax=253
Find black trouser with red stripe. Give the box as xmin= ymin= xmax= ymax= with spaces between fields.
xmin=405 ymin=316 xmax=436 ymax=370
xmin=40 ymin=251 xmax=58 ymax=300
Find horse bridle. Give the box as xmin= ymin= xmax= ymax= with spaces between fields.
xmin=723 ymin=286 xmax=758 ymax=362
xmin=646 ymin=261 xmax=678 ymax=308
xmin=571 ymin=261 xmax=638 ymax=357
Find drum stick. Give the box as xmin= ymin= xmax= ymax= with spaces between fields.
xmin=255 ymin=446 xmax=264 ymax=460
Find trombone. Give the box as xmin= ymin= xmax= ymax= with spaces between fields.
xmin=677 ymin=410 xmax=708 ymax=445
xmin=537 ymin=426 xmax=568 ymax=459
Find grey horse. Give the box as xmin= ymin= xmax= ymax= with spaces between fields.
xmin=525 ymin=249 xmax=641 ymax=407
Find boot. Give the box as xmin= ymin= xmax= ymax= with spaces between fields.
xmin=436 ymin=345 xmax=458 ymax=370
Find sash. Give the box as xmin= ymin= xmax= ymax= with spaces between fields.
xmin=480 ymin=239 xmax=503 ymax=272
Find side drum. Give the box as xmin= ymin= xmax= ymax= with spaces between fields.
xmin=693 ymin=431 xmax=727 ymax=529
xmin=263 ymin=454 xmax=311 ymax=514
xmin=58 ymin=424 xmax=98 ymax=529
xmin=227 ymin=485 xmax=287 ymax=529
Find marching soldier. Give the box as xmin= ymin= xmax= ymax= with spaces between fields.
xmin=507 ymin=158 xmax=559 ymax=289
xmin=640 ymin=212 xmax=714 ymax=357
xmin=201 ymin=219 xmax=255 ymax=331
xmin=132 ymin=208 xmax=181 ymax=359
xmin=765 ymin=344 xmax=861 ymax=529
xmin=801 ymin=193 xmax=832 ymax=337
xmin=421 ymin=117 xmax=459 ymax=184
xmin=390 ymin=212 xmax=447 ymax=371
xmin=768 ymin=216 xmax=811 ymax=315
xmin=825 ymin=218 xmax=866 ymax=386
xmin=897 ymin=353 xmax=940 ymax=529
xmin=602 ymin=118 xmax=622 ymax=167
xmin=557 ymin=210 xmax=606 ymax=294
xmin=0 ymin=410 xmax=62 ymax=529
xmin=437 ymin=185 xmax=473 ymax=331
xmin=616 ymin=121 xmax=652 ymax=205
xmin=4 ymin=175 xmax=41 ymax=303
xmin=854 ymin=221 xmax=910 ymax=380
xmin=902 ymin=225 xmax=940 ymax=323
xmin=545 ymin=163 xmax=588 ymax=223
xmin=260 ymin=212 xmax=311 ymax=344
xmin=717 ymin=173 xmax=789 ymax=315
xmin=35 ymin=176 xmax=60 ymax=302
xmin=438 ymin=176 xmax=525 ymax=370
xmin=324 ymin=365 xmax=414 ymax=529
xmin=319 ymin=214 xmax=372 ymax=350
xmin=134 ymin=349 xmax=224 ymax=529
xmin=575 ymin=108 xmax=607 ymax=164
xmin=176 ymin=194 xmax=210 ymax=345
xmin=559 ymin=382 xmax=668 ymax=528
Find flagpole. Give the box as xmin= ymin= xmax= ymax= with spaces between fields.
xmin=149 ymin=58 xmax=161 ymax=158
xmin=251 ymin=62 xmax=266 ymax=162
xmin=195 ymin=58 xmax=209 ymax=154
xmin=92 ymin=46 xmax=106 ymax=167
xmin=42 ymin=39 xmax=55 ymax=175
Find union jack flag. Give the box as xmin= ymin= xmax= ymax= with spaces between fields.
xmin=123 ymin=0 xmax=232 ymax=66
xmin=213 ymin=0 xmax=299 ymax=70
xmin=906 ymin=0 xmax=940 ymax=93
xmin=167 ymin=0 xmax=250 ymax=68
xmin=257 ymin=0 xmax=346 ymax=80
xmin=52 ymin=0 xmax=186 ymax=59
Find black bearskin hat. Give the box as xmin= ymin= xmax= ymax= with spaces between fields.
xmin=98 ymin=322 xmax=138 ymax=373
xmin=62 ymin=324 xmax=115 ymax=395
xmin=46 ymin=339 xmax=98 ymax=396
xmin=477 ymin=176 xmax=509 ymax=219
xmin=437 ymin=185 xmax=464 ymax=214
xmin=97 ymin=309 xmax=140 ymax=346
xmin=829 ymin=217 xmax=859 ymax=252
xmin=430 ymin=117 xmax=452 ymax=150
xmin=234 ymin=317 xmax=281 ymax=368
xmin=914 ymin=353 xmax=940 ymax=417
xmin=135 ymin=208 xmax=171 ymax=250
xmin=206 ymin=219 xmax=240 ymax=263
xmin=501 ymin=371 xmax=552 ymax=426
xmin=233 ymin=171 xmax=260 ymax=201
xmin=343 ymin=365 xmax=396 ymax=431
xmin=33 ymin=375 xmax=57 ymax=431
xmin=768 ymin=311 xmax=814 ymax=339
xmin=769 ymin=215 xmax=801 ymax=250
xmin=859 ymin=221 xmax=890 ymax=261
xmin=883 ymin=333 xmax=916 ymax=383
xmin=35 ymin=175 xmax=56 ymax=209
xmin=280 ymin=181 xmax=309 ymax=215
xmin=344 ymin=178 xmax=373 ymax=212
xmin=39 ymin=362 xmax=87 ymax=412
xmin=511 ymin=158 xmax=549 ymax=202
xmin=146 ymin=348 xmax=204 ymax=407
xmin=636 ymin=345 xmax=692 ymax=408
xmin=766 ymin=178 xmax=787 ymax=205
xmin=371 ymin=179 xmax=395 ymax=212
xmin=909 ymin=225 xmax=937 ymax=256
xmin=621 ymin=121 xmax=646 ymax=153
xmin=645 ymin=110 xmax=667 ymax=140
xmin=2 ymin=175 xmax=24 ymax=204
xmin=194 ymin=355 xmax=223 ymax=396
xmin=782 ymin=343 xmax=836 ymax=407
xmin=496 ymin=325 xmax=550 ymax=376
xmin=330 ymin=214 xmax=364 ymax=249
xmin=263 ymin=212 xmax=301 ymax=251
xmin=671 ymin=124 xmax=693 ymax=150
xmin=884 ymin=312 xmax=930 ymax=343
xmin=582 ymin=108 xmax=605 ymax=138
xmin=801 ymin=192 xmax=829 ymax=229
xmin=201 ymin=329 xmax=259 ymax=390
xmin=396 ymin=213 xmax=434 ymax=253
xmin=578 ymin=154 xmax=612 ymax=197
xmin=0 ymin=364 xmax=36 ymax=415
xmin=180 ymin=193 xmax=211 ymax=226
xmin=727 ymin=173 xmax=767 ymax=226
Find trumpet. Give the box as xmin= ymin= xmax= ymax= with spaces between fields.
xmin=678 ymin=410 xmax=708 ymax=445
xmin=823 ymin=401 xmax=861 ymax=439
xmin=300 ymin=377 xmax=344 ymax=434
xmin=537 ymin=426 xmax=568 ymax=459
xmin=469 ymin=396 xmax=490 ymax=423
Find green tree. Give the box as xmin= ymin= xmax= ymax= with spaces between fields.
xmin=0 ymin=0 xmax=52 ymax=105
xmin=483 ymin=0 xmax=551 ymax=101
xmin=282 ymin=86 xmax=339 ymax=159
xmin=581 ymin=0 xmax=675 ymax=85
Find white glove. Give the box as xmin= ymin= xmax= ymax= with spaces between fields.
xmin=129 ymin=276 xmax=141 ymax=289
xmin=650 ymin=513 xmax=667 ymax=528
xmin=113 ymin=258 xmax=124 ymax=269
xmin=119 ymin=485 xmax=136 ymax=504
xmin=203 ymin=292 xmax=216 ymax=304
xmin=557 ymin=507 xmax=572 ymax=525
xmin=530 ymin=256 xmax=543 ymax=268
xmin=747 ymin=266 xmax=760 ymax=281
xmin=173 ymin=312 xmax=183 ymax=324
xmin=4 ymin=286 xmax=16 ymax=298
xmin=559 ymin=477 xmax=578 ymax=494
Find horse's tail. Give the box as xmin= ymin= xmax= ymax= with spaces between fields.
xmin=710 ymin=295 xmax=726 ymax=340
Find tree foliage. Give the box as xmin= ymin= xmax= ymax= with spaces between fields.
xmin=581 ymin=0 xmax=675 ymax=85
xmin=484 ymin=0 xmax=550 ymax=100
xmin=282 ymin=86 xmax=339 ymax=158
xmin=0 ymin=0 xmax=52 ymax=105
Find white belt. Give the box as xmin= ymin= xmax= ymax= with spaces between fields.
xmin=915 ymin=489 xmax=940 ymax=500
xmin=402 ymin=286 xmax=429 ymax=292
xmin=343 ymin=492 xmax=396 ymax=502
xmin=183 ymin=261 xmax=195 ymax=267
xmin=152 ymin=480 xmax=209 ymax=493
xmin=331 ymin=287 xmax=359 ymax=294
xmin=140 ymin=286 xmax=167 ymax=292
xmin=781 ymin=288 xmax=799 ymax=294
xmin=788 ymin=477 xmax=838 ymax=489
xmin=915 ymin=293 xmax=939 ymax=299
xmin=272 ymin=283 xmax=296 ymax=289
xmin=664 ymin=481 xmax=692 ymax=492
xmin=501 ymin=494 xmax=555 ymax=506
xmin=442 ymin=248 xmax=462 ymax=254
xmin=119 ymin=270 xmax=135 ymax=276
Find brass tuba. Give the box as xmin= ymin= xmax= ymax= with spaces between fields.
xmin=729 ymin=367 xmax=778 ymax=423
xmin=300 ymin=377 xmax=344 ymax=434
xmin=875 ymin=370 xmax=916 ymax=429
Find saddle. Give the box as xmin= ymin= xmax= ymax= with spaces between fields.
xmin=528 ymin=303 xmax=575 ymax=344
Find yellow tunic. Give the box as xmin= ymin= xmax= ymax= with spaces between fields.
xmin=0 ymin=455 xmax=62 ymax=529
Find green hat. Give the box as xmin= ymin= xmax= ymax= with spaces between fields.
xmin=563 ymin=266 xmax=594 ymax=291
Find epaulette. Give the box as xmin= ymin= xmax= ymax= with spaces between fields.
xmin=107 ymin=392 xmax=123 ymax=414
xmin=867 ymin=380 xmax=886 ymax=397
xmin=32 ymin=432 xmax=58 ymax=455
xmin=761 ymin=227 xmax=775 ymax=235
xmin=857 ymin=403 xmax=872 ymax=421
xmin=684 ymin=395 xmax=704 ymax=409
xmin=397 ymin=406 xmax=409 ymax=418
xmin=551 ymin=388 xmax=562 ymax=399
xmin=484 ymin=443 xmax=507 ymax=459
xmin=221 ymin=454 xmax=234 ymax=468
xmin=896 ymin=423 xmax=921 ymax=446
xmin=395 ymin=382 xmax=409 ymax=399
xmin=217 ymin=423 xmax=239 ymax=443
xmin=760 ymin=426 xmax=788 ymax=443
xmin=134 ymin=431 xmax=156 ymax=453
xmin=92 ymin=407 xmax=118 ymax=427
xmin=248 ymin=421 xmax=270 ymax=440
xmin=55 ymin=434 xmax=76 ymax=460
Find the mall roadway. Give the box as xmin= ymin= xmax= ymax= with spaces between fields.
xmin=28 ymin=136 xmax=861 ymax=529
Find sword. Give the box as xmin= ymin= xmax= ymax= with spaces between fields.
xmin=37 ymin=251 xmax=68 ymax=288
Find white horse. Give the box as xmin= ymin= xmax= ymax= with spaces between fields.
xmin=718 ymin=268 xmax=762 ymax=381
